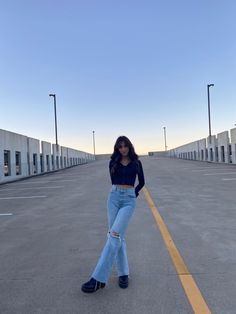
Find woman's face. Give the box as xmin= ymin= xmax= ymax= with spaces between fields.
xmin=118 ymin=141 xmax=129 ymax=157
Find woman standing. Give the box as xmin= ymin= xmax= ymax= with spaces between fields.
xmin=81 ymin=136 xmax=145 ymax=293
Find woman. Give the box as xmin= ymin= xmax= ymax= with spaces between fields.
xmin=81 ymin=135 xmax=145 ymax=293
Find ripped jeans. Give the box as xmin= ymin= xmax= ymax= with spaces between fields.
xmin=91 ymin=184 xmax=136 ymax=284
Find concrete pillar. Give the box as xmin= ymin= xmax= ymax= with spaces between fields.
xmin=67 ymin=148 xmax=72 ymax=166
xmin=27 ymin=137 xmax=40 ymax=175
xmin=60 ymin=146 xmax=67 ymax=168
xmin=41 ymin=141 xmax=52 ymax=172
xmin=52 ymin=144 xmax=61 ymax=170
xmin=0 ymin=129 xmax=28 ymax=182
xmin=0 ymin=132 xmax=4 ymax=179
xmin=198 ymin=138 xmax=207 ymax=161
xmin=207 ymin=135 xmax=217 ymax=162
xmin=230 ymin=128 xmax=236 ymax=164
xmin=217 ymin=131 xmax=230 ymax=163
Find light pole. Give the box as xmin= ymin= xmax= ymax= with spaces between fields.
xmin=49 ymin=93 xmax=58 ymax=149
xmin=163 ymin=127 xmax=167 ymax=151
xmin=92 ymin=130 xmax=96 ymax=159
xmin=207 ymin=84 xmax=214 ymax=143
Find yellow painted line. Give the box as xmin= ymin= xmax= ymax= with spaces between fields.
xmin=143 ymin=186 xmax=211 ymax=314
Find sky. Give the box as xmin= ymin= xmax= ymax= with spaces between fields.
xmin=0 ymin=0 xmax=236 ymax=155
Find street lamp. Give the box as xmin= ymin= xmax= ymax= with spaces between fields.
xmin=163 ymin=127 xmax=167 ymax=151
xmin=49 ymin=93 xmax=58 ymax=148
xmin=92 ymin=130 xmax=96 ymax=159
xmin=207 ymin=84 xmax=214 ymax=143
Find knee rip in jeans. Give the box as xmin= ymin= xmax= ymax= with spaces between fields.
xmin=108 ymin=230 xmax=120 ymax=239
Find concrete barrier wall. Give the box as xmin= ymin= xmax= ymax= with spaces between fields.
xmin=148 ymin=151 xmax=168 ymax=157
xmin=168 ymin=127 xmax=236 ymax=165
xmin=207 ymin=135 xmax=218 ymax=162
xmin=41 ymin=141 xmax=52 ymax=172
xmin=77 ymin=150 xmax=87 ymax=164
xmin=0 ymin=128 xmax=95 ymax=184
xmin=28 ymin=137 xmax=40 ymax=175
xmin=61 ymin=146 xmax=69 ymax=167
xmin=0 ymin=129 xmax=28 ymax=182
xmin=198 ymin=138 xmax=207 ymax=161
xmin=217 ymin=131 xmax=230 ymax=163
xmin=230 ymin=128 xmax=236 ymax=164
xmin=67 ymin=148 xmax=77 ymax=166
xmin=52 ymin=144 xmax=61 ymax=170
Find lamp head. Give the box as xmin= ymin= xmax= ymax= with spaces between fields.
xmin=208 ymin=84 xmax=214 ymax=88
xmin=49 ymin=93 xmax=56 ymax=97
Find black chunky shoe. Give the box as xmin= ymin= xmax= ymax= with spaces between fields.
xmin=118 ymin=275 xmax=129 ymax=289
xmin=81 ymin=277 xmax=106 ymax=293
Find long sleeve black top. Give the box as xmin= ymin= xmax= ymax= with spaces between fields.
xmin=109 ymin=159 xmax=145 ymax=197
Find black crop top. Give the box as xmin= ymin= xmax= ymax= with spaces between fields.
xmin=109 ymin=159 xmax=145 ymax=197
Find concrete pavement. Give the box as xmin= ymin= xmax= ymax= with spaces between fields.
xmin=0 ymin=157 xmax=236 ymax=314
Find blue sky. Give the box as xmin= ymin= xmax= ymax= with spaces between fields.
xmin=1 ymin=0 xmax=236 ymax=154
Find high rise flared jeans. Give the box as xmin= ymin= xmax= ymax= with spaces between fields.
xmin=91 ymin=185 xmax=136 ymax=284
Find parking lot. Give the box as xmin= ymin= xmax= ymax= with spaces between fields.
xmin=0 ymin=157 xmax=236 ymax=314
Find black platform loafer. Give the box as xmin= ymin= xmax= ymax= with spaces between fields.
xmin=118 ymin=275 xmax=129 ymax=289
xmin=81 ymin=277 xmax=106 ymax=293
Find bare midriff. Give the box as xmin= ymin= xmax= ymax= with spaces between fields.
xmin=115 ymin=184 xmax=134 ymax=189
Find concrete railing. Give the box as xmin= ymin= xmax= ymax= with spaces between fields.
xmin=0 ymin=128 xmax=95 ymax=184
xmin=168 ymin=127 xmax=236 ymax=164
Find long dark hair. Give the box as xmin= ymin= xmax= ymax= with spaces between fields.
xmin=111 ymin=135 xmax=138 ymax=161
xmin=110 ymin=136 xmax=139 ymax=174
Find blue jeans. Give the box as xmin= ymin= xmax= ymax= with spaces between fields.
xmin=91 ymin=185 xmax=136 ymax=284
